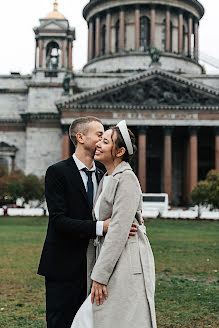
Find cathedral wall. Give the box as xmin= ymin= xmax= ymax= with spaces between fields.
xmin=27 ymin=87 xmax=63 ymax=113
xmin=84 ymin=54 xmax=202 ymax=74
xmin=0 ymin=76 xmax=30 ymax=88
xmin=75 ymin=74 xmax=122 ymax=90
xmin=0 ymin=93 xmax=27 ymax=118
xmin=25 ymin=127 xmax=62 ymax=177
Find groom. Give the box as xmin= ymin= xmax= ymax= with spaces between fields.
xmin=38 ymin=116 xmax=138 ymax=328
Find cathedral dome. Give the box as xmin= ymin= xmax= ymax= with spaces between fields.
xmin=45 ymin=1 xmax=66 ymax=20
xmin=83 ymin=0 xmax=204 ymax=74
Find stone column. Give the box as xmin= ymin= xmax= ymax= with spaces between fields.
xmin=214 ymin=127 xmax=219 ymax=171
xmin=106 ymin=11 xmax=112 ymax=53
xmin=178 ymin=11 xmax=183 ymax=54
xmin=194 ymin=20 xmax=199 ymax=61
xmin=62 ymin=40 xmax=66 ymax=67
xmin=39 ymin=39 xmax=43 ymax=67
xmin=188 ymin=127 xmax=199 ymax=197
xmin=95 ymin=16 xmax=101 ymax=56
xmin=163 ymin=127 xmax=173 ymax=203
xmin=188 ymin=15 xmax=193 ymax=57
xmin=138 ymin=126 xmax=148 ymax=193
xmin=120 ymin=7 xmax=125 ymax=50
xmin=135 ymin=6 xmax=140 ymax=50
xmin=88 ymin=20 xmax=94 ymax=60
xmin=68 ymin=41 xmax=73 ymax=69
xmin=165 ymin=7 xmax=170 ymax=52
xmin=62 ymin=125 xmax=70 ymax=160
xmin=35 ymin=41 xmax=38 ymax=69
xmin=150 ymin=7 xmax=156 ymax=47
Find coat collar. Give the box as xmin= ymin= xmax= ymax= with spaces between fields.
xmin=111 ymin=161 xmax=132 ymax=177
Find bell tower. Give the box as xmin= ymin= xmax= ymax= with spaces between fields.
xmin=33 ymin=1 xmax=75 ymax=78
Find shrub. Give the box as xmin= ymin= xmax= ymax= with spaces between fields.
xmin=191 ymin=170 xmax=219 ymax=209
xmin=0 ymin=168 xmax=44 ymax=206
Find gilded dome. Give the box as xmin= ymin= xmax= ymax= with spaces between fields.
xmin=45 ymin=1 xmax=66 ymax=20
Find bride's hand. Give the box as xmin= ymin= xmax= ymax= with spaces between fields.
xmin=91 ymin=281 xmax=108 ymax=305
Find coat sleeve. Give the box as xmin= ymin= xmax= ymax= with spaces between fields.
xmin=45 ymin=165 xmax=96 ymax=239
xmin=91 ymin=170 xmax=141 ymax=285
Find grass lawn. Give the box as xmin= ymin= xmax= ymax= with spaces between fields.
xmin=0 ymin=218 xmax=218 ymax=328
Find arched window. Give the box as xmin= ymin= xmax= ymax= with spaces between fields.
xmin=162 ymin=19 xmax=166 ymax=51
xmin=115 ymin=20 xmax=120 ymax=52
xmin=170 ymin=21 xmax=173 ymax=51
xmin=140 ymin=16 xmax=150 ymax=51
xmin=46 ymin=41 xmax=60 ymax=70
xmin=183 ymin=25 xmax=186 ymax=54
xmin=101 ymin=25 xmax=106 ymax=55
xmin=162 ymin=19 xmax=173 ymax=52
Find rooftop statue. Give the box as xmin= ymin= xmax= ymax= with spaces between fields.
xmin=149 ymin=47 xmax=161 ymax=64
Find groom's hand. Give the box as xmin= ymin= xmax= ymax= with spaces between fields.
xmin=128 ymin=222 xmax=138 ymax=238
xmin=91 ymin=281 xmax=108 ymax=305
xmin=103 ymin=218 xmax=110 ymax=234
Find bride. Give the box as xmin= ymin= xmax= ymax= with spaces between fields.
xmin=71 ymin=120 xmax=157 ymax=328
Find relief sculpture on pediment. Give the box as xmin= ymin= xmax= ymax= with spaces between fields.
xmin=83 ymin=77 xmax=219 ymax=107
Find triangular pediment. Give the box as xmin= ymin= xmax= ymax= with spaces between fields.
xmin=39 ymin=20 xmax=66 ymax=31
xmin=59 ymin=69 xmax=219 ymax=110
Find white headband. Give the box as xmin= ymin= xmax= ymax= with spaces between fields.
xmin=116 ymin=120 xmax=133 ymax=155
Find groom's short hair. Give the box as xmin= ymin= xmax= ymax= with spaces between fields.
xmin=69 ymin=116 xmax=102 ymax=147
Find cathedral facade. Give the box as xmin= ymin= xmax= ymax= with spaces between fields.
xmin=1 ymin=0 xmax=219 ymax=205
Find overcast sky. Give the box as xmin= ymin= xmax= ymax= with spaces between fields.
xmin=0 ymin=0 xmax=218 ymax=75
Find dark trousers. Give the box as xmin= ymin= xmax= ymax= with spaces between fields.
xmin=45 ymin=278 xmax=87 ymax=328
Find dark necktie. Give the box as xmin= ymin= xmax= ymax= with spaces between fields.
xmin=83 ymin=168 xmax=94 ymax=209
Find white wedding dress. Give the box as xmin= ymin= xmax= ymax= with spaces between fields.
xmin=71 ymin=176 xmax=111 ymax=328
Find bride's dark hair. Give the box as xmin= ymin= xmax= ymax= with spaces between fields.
xmin=109 ymin=126 xmax=137 ymax=163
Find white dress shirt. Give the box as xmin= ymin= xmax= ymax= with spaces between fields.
xmin=94 ymin=176 xmax=111 ymax=220
xmin=73 ymin=153 xmax=103 ymax=236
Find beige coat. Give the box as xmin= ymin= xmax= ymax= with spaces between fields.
xmin=87 ymin=162 xmax=157 ymax=328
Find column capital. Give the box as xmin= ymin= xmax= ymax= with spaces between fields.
xmin=188 ymin=126 xmax=200 ymax=136
xmin=214 ymin=127 xmax=219 ymax=136
xmin=137 ymin=126 xmax=149 ymax=134
xmin=135 ymin=4 xmax=140 ymax=10
xmin=62 ymin=125 xmax=69 ymax=135
xmin=150 ymin=4 xmax=156 ymax=9
xmin=163 ymin=126 xmax=174 ymax=136
xmin=120 ymin=5 xmax=125 ymax=11
xmin=165 ymin=5 xmax=170 ymax=11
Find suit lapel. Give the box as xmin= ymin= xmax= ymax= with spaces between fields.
xmin=95 ymin=168 xmax=103 ymax=184
xmin=66 ymin=157 xmax=89 ymax=206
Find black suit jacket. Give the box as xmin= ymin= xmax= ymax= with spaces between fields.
xmin=38 ymin=156 xmax=104 ymax=281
